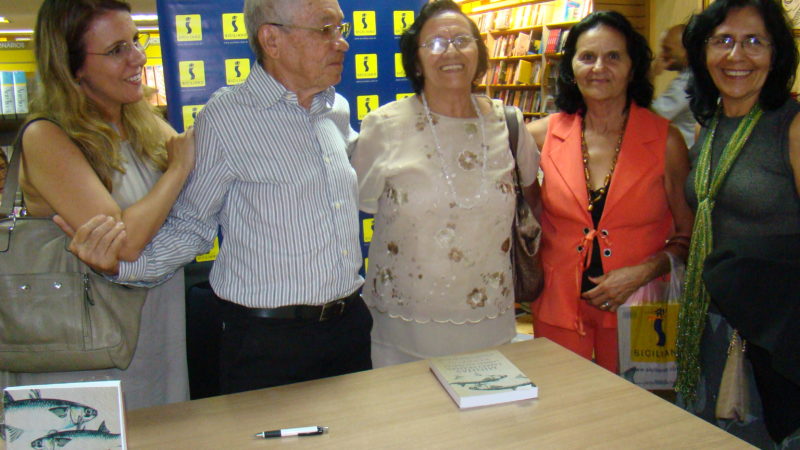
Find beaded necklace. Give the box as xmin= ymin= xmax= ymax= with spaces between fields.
xmin=421 ymin=92 xmax=489 ymax=209
xmin=580 ymin=112 xmax=629 ymax=211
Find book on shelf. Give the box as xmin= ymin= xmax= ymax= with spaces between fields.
xmin=2 ymin=380 xmax=127 ymax=450
xmin=0 ymin=71 xmax=15 ymax=117
xmin=513 ymin=32 xmax=532 ymax=57
xmin=545 ymin=29 xmax=563 ymax=54
xmin=152 ymin=65 xmax=168 ymax=106
xmin=563 ymin=0 xmax=583 ymax=22
xmin=513 ymin=59 xmax=533 ymax=85
xmin=429 ymin=349 xmax=538 ymax=409
xmin=12 ymin=71 xmax=28 ymax=116
xmin=494 ymin=9 xmax=512 ymax=30
xmin=556 ymin=29 xmax=570 ymax=53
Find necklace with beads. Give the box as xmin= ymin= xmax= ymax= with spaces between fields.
xmin=420 ymin=92 xmax=489 ymax=209
xmin=581 ymin=112 xmax=629 ymax=211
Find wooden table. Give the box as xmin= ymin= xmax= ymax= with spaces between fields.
xmin=125 ymin=339 xmax=752 ymax=449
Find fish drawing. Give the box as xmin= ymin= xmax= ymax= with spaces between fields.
xmin=469 ymin=381 xmax=535 ymax=391
xmin=1 ymin=390 xmax=97 ymax=443
xmin=30 ymin=421 xmax=121 ymax=450
xmin=451 ymin=375 xmax=507 ymax=386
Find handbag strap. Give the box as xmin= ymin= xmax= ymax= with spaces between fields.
xmin=503 ymin=105 xmax=524 ymax=191
xmin=1 ymin=118 xmax=54 ymax=218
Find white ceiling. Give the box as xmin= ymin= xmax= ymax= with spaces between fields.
xmin=1 ymin=0 xmax=157 ymax=33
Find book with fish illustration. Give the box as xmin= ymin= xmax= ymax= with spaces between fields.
xmin=1 ymin=380 xmax=126 ymax=449
xmin=429 ymin=349 xmax=538 ymax=409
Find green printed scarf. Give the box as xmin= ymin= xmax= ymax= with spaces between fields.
xmin=674 ymin=104 xmax=763 ymax=402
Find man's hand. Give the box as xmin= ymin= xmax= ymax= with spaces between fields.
xmin=54 ymin=214 xmax=124 ymax=275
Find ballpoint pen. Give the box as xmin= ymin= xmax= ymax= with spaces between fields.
xmin=254 ymin=426 xmax=328 ymax=439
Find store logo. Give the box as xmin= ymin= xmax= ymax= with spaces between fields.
xmin=393 ymin=11 xmax=414 ymax=35
xmin=179 ymin=60 xmax=206 ymax=87
xmin=394 ymin=53 xmax=405 ymax=78
xmin=182 ymin=104 xmax=205 ymax=128
xmin=176 ymin=15 xmax=203 ymax=41
xmin=225 ymin=59 xmax=250 ymax=85
xmin=353 ymin=11 xmax=377 ymax=36
xmin=355 ymin=54 xmax=378 ymax=79
xmin=222 ymin=13 xmax=247 ymax=40
xmin=396 ymin=93 xmax=414 ymax=100
xmin=356 ymin=95 xmax=379 ymax=120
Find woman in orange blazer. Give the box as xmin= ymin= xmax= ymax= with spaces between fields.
xmin=526 ymin=11 xmax=693 ymax=373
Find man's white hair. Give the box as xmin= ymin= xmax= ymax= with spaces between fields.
xmin=243 ymin=0 xmax=298 ymax=61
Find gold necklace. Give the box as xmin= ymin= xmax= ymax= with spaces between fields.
xmin=580 ymin=113 xmax=629 ymax=211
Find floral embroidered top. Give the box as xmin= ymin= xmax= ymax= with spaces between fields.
xmin=350 ymin=95 xmax=539 ymax=324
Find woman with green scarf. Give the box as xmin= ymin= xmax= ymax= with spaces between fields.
xmin=677 ymin=0 xmax=800 ymax=447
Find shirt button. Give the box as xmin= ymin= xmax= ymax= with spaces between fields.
xmin=603 ymin=249 xmax=612 ymax=257
xmin=324 ymin=156 xmax=331 ymax=163
xmin=601 ymin=229 xmax=609 ymax=236
xmin=334 ymin=202 xmax=341 ymax=209
xmin=342 ymin=250 xmax=349 ymax=256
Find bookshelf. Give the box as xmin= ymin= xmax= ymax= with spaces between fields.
xmin=462 ymin=0 xmax=648 ymax=120
xmin=463 ymin=0 xmax=592 ymax=119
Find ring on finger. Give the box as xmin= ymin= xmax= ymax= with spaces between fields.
xmin=601 ymin=301 xmax=611 ymax=309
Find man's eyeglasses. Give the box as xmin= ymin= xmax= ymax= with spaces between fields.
xmin=85 ymin=33 xmax=150 ymax=60
xmin=419 ymin=35 xmax=477 ymax=55
xmin=267 ymin=22 xmax=351 ymax=40
xmin=706 ymin=34 xmax=772 ymax=56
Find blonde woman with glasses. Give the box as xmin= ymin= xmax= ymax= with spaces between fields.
xmin=5 ymin=0 xmax=194 ymax=410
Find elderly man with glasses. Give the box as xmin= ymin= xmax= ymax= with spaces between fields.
xmin=64 ymin=0 xmax=371 ymax=394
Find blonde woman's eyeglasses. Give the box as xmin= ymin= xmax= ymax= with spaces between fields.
xmin=86 ymin=33 xmax=150 ymax=59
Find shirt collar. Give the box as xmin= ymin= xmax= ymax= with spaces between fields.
xmin=244 ymin=61 xmax=336 ymax=113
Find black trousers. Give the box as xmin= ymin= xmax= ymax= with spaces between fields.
xmin=216 ymin=294 xmax=373 ymax=394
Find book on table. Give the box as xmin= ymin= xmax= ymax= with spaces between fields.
xmin=429 ymin=349 xmax=538 ymax=409
xmin=2 ymin=380 xmax=126 ymax=450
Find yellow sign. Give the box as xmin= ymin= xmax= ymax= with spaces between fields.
xmin=393 ymin=11 xmax=414 ymax=35
xmin=176 ymin=15 xmax=203 ymax=42
xmin=355 ymin=54 xmax=378 ymax=79
xmin=353 ymin=11 xmax=377 ymax=36
xmin=362 ymin=218 xmax=374 ymax=243
xmin=222 ymin=13 xmax=247 ymax=40
xmin=225 ymin=59 xmax=250 ymax=85
xmin=394 ymin=53 xmax=406 ymax=78
xmin=179 ymin=60 xmax=206 ymax=88
xmin=356 ymin=95 xmax=379 ymax=120
xmin=182 ymin=104 xmax=205 ymax=128
xmin=196 ymin=237 xmax=220 ymax=262
xmin=396 ymin=93 xmax=414 ymax=101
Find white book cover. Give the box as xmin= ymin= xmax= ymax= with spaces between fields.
xmin=429 ymin=349 xmax=538 ymax=409
xmin=1 ymin=71 xmax=15 ymax=116
xmin=12 ymin=71 xmax=28 ymax=115
xmin=2 ymin=380 xmax=126 ymax=449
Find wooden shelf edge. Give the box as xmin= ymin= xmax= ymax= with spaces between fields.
xmin=487 ymin=83 xmax=542 ymax=89
xmin=489 ymin=54 xmax=542 ymax=61
xmin=467 ymin=0 xmax=553 ymax=14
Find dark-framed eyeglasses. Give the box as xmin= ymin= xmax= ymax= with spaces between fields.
xmin=85 ymin=33 xmax=150 ymax=60
xmin=705 ymin=34 xmax=771 ymax=56
xmin=267 ymin=22 xmax=351 ymax=40
xmin=419 ymin=35 xmax=477 ymax=55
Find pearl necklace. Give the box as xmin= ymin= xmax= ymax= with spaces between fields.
xmin=421 ymin=92 xmax=489 ymax=209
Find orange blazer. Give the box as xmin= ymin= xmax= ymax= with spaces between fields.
xmin=532 ymin=104 xmax=673 ymax=331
